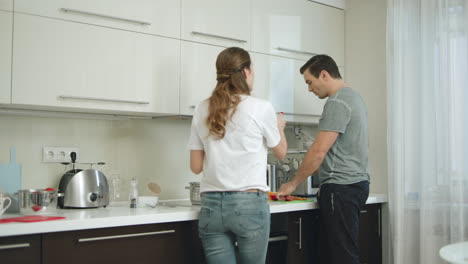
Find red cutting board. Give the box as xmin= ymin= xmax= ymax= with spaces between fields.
xmin=0 ymin=215 xmax=65 ymax=223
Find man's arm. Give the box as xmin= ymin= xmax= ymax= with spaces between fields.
xmin=190 ymin=150 xmax=205 ymax=174
xmin=277 ymin=131 xmax=339 ymax=198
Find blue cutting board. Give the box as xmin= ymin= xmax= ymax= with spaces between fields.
xmin=0 ymin=147 xmax=21 ymax=213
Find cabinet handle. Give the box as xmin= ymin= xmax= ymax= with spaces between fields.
xmin=378 ymin=208 xmax=381 ymax=237
xmin=268 ymin=235 xmax=288 ymax=242
xmin=0 ymin=243 xmax=30 ymax=250
xmin=191 ymin=31 xmax=248 ymax=43
xmin=295 ymin=217 xmax=302 ymax=250
xmin=189 ymin=105 xmax=196 ymax=109
xmin=61 ymin=8 xmax=151 ymax=25
xmin=78 ymin=230 xmax=176 ymax=243
xmin=277 ymin=47 xmax=318 ymax=56
xmin=279 ymin=112 xmax=320 ymax=117
xmin=360 ymin=210 xmax=368 ymax=213
xmin=59 ymin=96 xmax=149 ymax=105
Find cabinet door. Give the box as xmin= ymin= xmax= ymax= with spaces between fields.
xmin=0 ymin=235 xmax=41 ymax=264
xmin=287 ymin=210 xmax=320 ymax=264
xmin=252 ymin=0 xmax=344 ymax=65
xmin=0 ymin=0 xmax=12 ymax=11
xmin=0 ymin=10 xmax=12 ymax=104
xmin=42 ymin=222 xmax=190 ymax=264
xmin=181 ymin=0 xmax=250 ymax=49
xmin=252 ymin=52 xmax=326 ymax=121
xmin=14 ymin=0 xmax=180 ymax=38
xmin=359 ymin=204 xmax=382 ymax=264
xmin=12 ymin=13 xmax=180 ymax=115
xmin=180 ymin=41 xmax=224 ymax=115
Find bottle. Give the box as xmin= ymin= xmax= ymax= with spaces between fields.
xmin=129 ymin=177 xmax=138 ymax=208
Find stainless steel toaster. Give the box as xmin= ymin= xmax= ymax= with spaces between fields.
xmin=58 ymin=169 xmax=109 ymax=209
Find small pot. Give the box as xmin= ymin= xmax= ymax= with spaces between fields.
xmin=16 ymin=189 xmax=64 ymax=214
xmin=185 ymin=182 xmax=201 ymax=205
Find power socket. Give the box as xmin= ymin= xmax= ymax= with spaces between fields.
xmin=43 ymin=147 xmax=79 ymax=163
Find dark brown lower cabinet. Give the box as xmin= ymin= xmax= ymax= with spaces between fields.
xmin=287 ymin=210 xmax=320 ymax=264
xmin=359 ymin=203 xmax=382 ymax=264
xmin=0 ymin=234 xmax=41 ymax=264
xmin=42 ymin=221 xmax=192 ymax=264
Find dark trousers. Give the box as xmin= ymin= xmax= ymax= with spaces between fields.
xmin=317 ymin=181 xmax=369 ymax=264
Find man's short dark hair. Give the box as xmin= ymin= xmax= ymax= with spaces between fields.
xmin=300 ymin=54 xmax=342 ymax=79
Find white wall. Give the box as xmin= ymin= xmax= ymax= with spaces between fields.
xmin=0 ymin=114 xmax=200 ymax=201
xmin=345 ymin=0 xmax=387 ymax=195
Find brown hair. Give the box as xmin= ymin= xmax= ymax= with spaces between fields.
xmin=207 ymin=47 xmax=251 ymax=139
xmin=300 ymin=54 xmax=342 ymax=79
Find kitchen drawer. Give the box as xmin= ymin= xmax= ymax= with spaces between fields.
xmin=14 ymin=0 xmax=180 ymax=38
xmin=12 ymin=13 xmax=180 ymax=115
xmin=0 ymin=234 xmax=41 ymax=264
xmin=42 ymin=222 xmax=191 ymax=264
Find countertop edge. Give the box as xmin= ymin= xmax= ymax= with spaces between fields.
xmin=0 ymin=194 xmax=387 ymax=237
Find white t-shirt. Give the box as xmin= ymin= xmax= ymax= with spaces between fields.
xmin=187 ymin=95 xmax=280 ymax=193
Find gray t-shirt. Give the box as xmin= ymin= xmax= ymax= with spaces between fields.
xmin=318 ymin=87 xmax=370 ymax=185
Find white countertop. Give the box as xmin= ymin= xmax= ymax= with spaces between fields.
xmin=0 ymin=194 xmax=387 ymax=237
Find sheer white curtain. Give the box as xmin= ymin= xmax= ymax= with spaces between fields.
xmin=387 ymin=0 xmax=468 ymax=263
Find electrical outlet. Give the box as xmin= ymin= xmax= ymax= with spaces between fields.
xmin=43 ymin=147 xmax=79 ymax=163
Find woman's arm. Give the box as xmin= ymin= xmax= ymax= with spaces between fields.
xmin=190 ymin=150 xmax=205 ymax=174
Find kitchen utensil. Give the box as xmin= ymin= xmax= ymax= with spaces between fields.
xmin=58 ymin=152 xmax=109 ymax=209
xmin=185 ymin=182 xmax=201 ymax=205
xmin=138 ymin=196 xmax=159 ymax=207
xmin=0 ymin=147 xmax=21 ymax=213
xmin=58 ymin=168 xmax=109 ymax=209
xmin=129 ymin=177 xmax=138 ymax=208
xmin=147 ymin=182 xmax=161 ymax=195
xmin=16 ymin=189 xmax=63 ymax=214
xmin=0 ymin=193 xmax=12 ymax=216
xmin=267 ymin=163 xmax=277 ymax=192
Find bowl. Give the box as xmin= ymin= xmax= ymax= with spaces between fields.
xmin=16 ymin=189 xmax=63 ymax=214
xmin=138 ymin=196 xmax=159 ymax=207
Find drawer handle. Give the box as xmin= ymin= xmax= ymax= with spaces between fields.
xmin=268 ymin=235 xmax=288 ymax=242
xmin=277 ymin=47 xmax=318 ymax=56
xmin=294 ymin=217 xmax=303 ymax=250
xmin=78 ymin=230 xmax=176 ymax=243
xmin=61 ymin=8 xmax=152 ymax=25
xmin=191 ymin=31 xmax=247 ymax=43
xmin=279 ymin=112 xmax=321 ymax=117
xmin=0 ymin=243 xmax=30 ymax=250
xmin=59 ymin=96 xmax=149 ymax=105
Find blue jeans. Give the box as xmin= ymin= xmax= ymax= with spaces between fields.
xmin=198 ymin=191 xmax=270 ymax=264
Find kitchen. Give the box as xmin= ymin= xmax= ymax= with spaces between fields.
xmin=1 ymin=0 xmax=466 ymax=264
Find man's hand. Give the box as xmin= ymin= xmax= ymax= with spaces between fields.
xmin=276 ymin=181 xmax=298 ymax=200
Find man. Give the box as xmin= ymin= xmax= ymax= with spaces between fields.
xmin=277 ymin=54 xmax=370 ymax=264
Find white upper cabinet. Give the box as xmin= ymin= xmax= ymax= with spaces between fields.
xmin=14 ymin=0 xmax=180 ymax=38
xmin=180 ymin=41 xmax=224 ymax=115
xmin=0 ymin=10 xmax=12 ymax=104
xmin=251 ymin=52 xmax=326 ymax=120
xmin=12 ymin=14 xmax=180 ymax=114
xmin=181 ymin=0 xmax=250 ymax=49
xmin=251 ymin=0 xmax=344 ymax=65
xmin=0 ymin=0 xmax=12 ymax=11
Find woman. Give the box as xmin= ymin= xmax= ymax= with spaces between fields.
xmin=187 ymin=47 xmax=287 ymax=264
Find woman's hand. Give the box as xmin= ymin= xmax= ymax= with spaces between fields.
xmin=277 ymin=113 xmax=286 ymax=131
